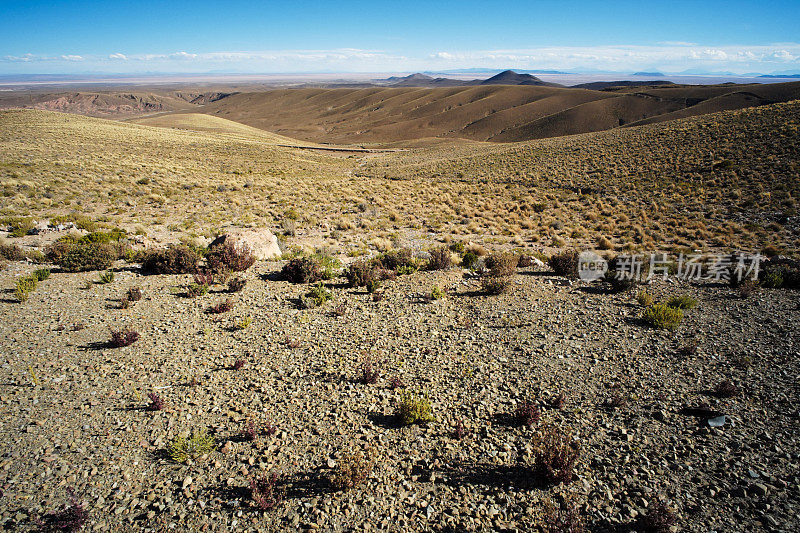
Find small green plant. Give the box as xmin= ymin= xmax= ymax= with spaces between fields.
xmin=461 ymin=251 xmax=479 ymax=270
xmin=15 ymin=274 xmax=38 ymax=302
xmin=311 ymin=253 xmax=342 ymax=280
xmin=49 ymin=242 xmax=116 ymax=272
xmin=430 ymin=286 xmax=445 ymax=300
xmin=636 ymin=290 xmax=654 ymax=306
xmin=187 ymin=282 xmax=209 ymax=298
xmin=396 ymin=392 xmax=434 ymax=425
xmin=760 ymin=269 xmax=784 ymax=288
xmin=396 ymin=264 xmax=418 ymax=275
xmin=301 ymin=283 xmax=333 ymax=308
xmin=33 ymin=268 xmax=51 ymax=281
xmin=666 ymin=294 xmax=697 ymax=309
xmin=642 ymin=303 xmax=683 ymax=331
xmin=98 ymin=270 xmax=115 ymax=284
xmin=169 ymin=430 xmax=216 ymax=463
xmin=8 ymin=217 xmax=34 ymax=238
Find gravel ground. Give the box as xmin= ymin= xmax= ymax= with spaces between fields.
xmin=0 ymin=257 xmax=798 ymax=532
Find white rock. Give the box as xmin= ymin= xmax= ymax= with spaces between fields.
xmin=209 ymin=228 xmax=281 ymax=260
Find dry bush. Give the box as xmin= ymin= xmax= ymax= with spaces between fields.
xmin=484 ymin=252 xmax=519 ymax=277
xmin=140 ymin=245 xmax=200 ymax=275
xmin=330 ymin=449 xmax=374 ymax=491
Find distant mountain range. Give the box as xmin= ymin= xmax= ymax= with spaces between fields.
xmin=383 ymin=70 xmax=561 ymax=88
xmin=379 ymin=70 xmax=677 ymax=90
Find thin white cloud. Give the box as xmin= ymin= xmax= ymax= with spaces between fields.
xmin=1 ymin=44 xmax=799 ymax=73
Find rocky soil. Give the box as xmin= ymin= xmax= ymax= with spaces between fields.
xmin=0 ymin=256 xmax=798 ymax=531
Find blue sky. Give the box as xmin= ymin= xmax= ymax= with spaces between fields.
xmin=1 ymin=0 xmax=799 ymax=74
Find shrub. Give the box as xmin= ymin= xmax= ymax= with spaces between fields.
xmin=713 ymin=379 xmax=739 ymax=398
xmin=98 ymin=270 xmax=115 ymax=284
xmin=110 ymin=329 xmax=139 ymax=347
xmin=227 ymin=277 xmax=246 ymax=293
xmin=187 ymin=282 xmax=209 ymax=298
xmin=125 ymin=287 xmax=143 ymax=302
xmin=551 ymin=393 xmax=566 ymax=409
xmin=377 ymin=248 xmax=414 ymax=271
xmin=52 ymin=243 xmax=115 ymax=272
xmin=359 ymin=359 xmax=380 ymax=384
xmin=451 ymin=419 xmax=468 ymax=440
xmin=147 ymin=392 xmax=165 ymax=411
xmin=396 ymin=392 xmax=434 ymax=425
xmin=8 ymin=217 xmax=34 ymax=238
xmin=481 ymin=276 xmax=511 ymax=295
xmin=311 ymin=253 xmax=343 ymax=280
xmin=427 ymin=246 xmax=452 ymax=271
xmin=207 ymin=299 xmax=233 ymax=314
xmin=666 ymin=294 xmax=697 ymax=309
xmin=642 ymin=303 xmax=683 ymax=331
xmin=206 ymin=241 xmax=255 ymax=273
xmin=300 ymin=283 xmax=333 ymax=308
xmin=430 ymin=286 xmax=445 ymax=300
xmin=530 ymin=425 xmax=580 ymax=485
xmin=250 ymin=472 xmax=283 ymax=511
xmin=33 ymin=268 xmax=51 ymax=281
xmin=140 ymin=245 xmax=200 ymax=275
xmin=0 ymin=243 xmax=25 ymax=261
xmin=635 ymin=500 xmax=676 ymax=533
xmin=461 ymin=251 xmax=479 ymax=270
xmin=281 ymin=257 xmax=323 ymax=284
xmin=232 ymin=359 xmax=246 ymax=370
xmin=241 ymin=420 xmax=258 ymax=441
xmin=15 ymin=275 xmax=38 ymax=303
xmin=345 ymin=259 xmax=380 ymax=288
xmin=604 ymin=270 xmax=638 ymax=292
xmin=485 ymin=253 xmax=518 ymax=277
xmin=548 ymin=251 xmax=579 ymax=278
xmin=388 ymin=376 xmax=404 ymax=389
xmin=542 ymin=498 xmax=586 ymax=533
xmin=636 ymin=290 xmax=654 ymax=306
xmin=330 ymin=450 xmax=373 ymax=491
xmin=514 ymin=401 xmax=541 ymax=428
xmin=36 ymin=490 xmax=88 ymax=532
xmin=169 ymin=430 xmax=216 ymax=463
xmin=760 ymin=268 xmax=784 ymax=288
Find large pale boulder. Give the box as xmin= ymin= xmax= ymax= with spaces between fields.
xmin=209 ymin=228 xmax=281 ymax=260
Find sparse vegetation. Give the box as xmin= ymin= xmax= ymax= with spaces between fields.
xmin=206 ymin=240 xmax=255 ymax=273
xmin=169 ymin=430 xmax=216 ymax=463
xmin=397 ymin=392 xmax=434 ymax=425
xmin=530 ymin=424 xmax=580 ymax=486
xmin=330 ymin=449 xmax=373 ymax=491
xmin=548 ymin=251 xmax=579 ymax=278
xmin=642 ymin=303 xmax=683 ymax=331
xmin=207 ymin=299 xmax=233 ymax=314
xmin=140 ymin=245 xmax=200 ymax=275
xmin=300 ymin=283 xmax=333 ymax=308
xmin=666 ymin=294 xmax=698 ymax=309
xmin=250 ymin=472 xmax=283 ymax=511
xmin=514 ymin=400 xmax=541 ymax=428
xmin=281 ymin=257 xmax=323 ymax=284
xmin=427 ymin=246 xmax=452 ymax=271
xmin=109 ymin=329 xmax=139 ymax=347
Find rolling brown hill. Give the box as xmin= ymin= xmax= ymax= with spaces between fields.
xmin=200 ymin=80 xmax=800 ymax=143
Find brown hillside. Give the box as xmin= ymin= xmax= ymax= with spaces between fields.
xmin=202 ymin=81 xmax=800 ymax=143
